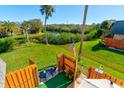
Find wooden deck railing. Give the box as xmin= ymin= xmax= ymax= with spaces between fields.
xmin=88 ymin=67 xmax=124 ymax=87
xmin=4 ymin=64 xmax=39 ymax=88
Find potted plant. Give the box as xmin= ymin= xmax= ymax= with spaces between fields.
xmin=76 ymin=68 xmax=81 ymax=78
xmin=65 ymin=69 xmax=70 ymax=77
xmin=68 ymin=70 xmax=73 ymax=80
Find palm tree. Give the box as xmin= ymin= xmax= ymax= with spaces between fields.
xmin=21 ymin=21 xmax=31 ymax=42
xmin=78 ymin=5 xmax=88 ymax=62
xmin=40 ymin=5 xmax=55 ymax=44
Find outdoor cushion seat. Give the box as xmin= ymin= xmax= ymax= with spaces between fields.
xmin=48 ymin=67 xmax=56 ymax=75
xmin=45 ymin=71 xmax=50 ymax=78
xmin=39 ymin=67 xmax=56 ymax=80
xmin=53 ymin=67 xmax=56 ymax=73
xmin=39 ymin=71 xmax=45 ymax=78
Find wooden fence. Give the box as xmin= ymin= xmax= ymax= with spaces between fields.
xmin=4 ymin=64 xmax=39 ymax=88
xmin=88 ymin=67 xmax=124 ymax=87
xmin=57 ymin=54 xmax=77 ymax=80
xmin=103 ymin=38 xmax=124 ymax=50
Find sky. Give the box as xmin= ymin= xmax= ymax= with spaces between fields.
xmin=0 ymin=5 xmax=124 ymax=24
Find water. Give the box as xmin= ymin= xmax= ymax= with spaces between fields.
xmin=47 ymin=31 xmax=60 ymax=36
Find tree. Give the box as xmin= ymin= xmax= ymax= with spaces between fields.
xmin=78 ymin=5 xmax=88 ymax=62
xmin=21 ymin=21 xmax=31 ymax=42
xmin=40 ymin=5 xmax=55 ymax=44
xmin=8 ymin=22 xmax=20 ymax=35
xmin=29 ymin=19 xmax=43 ymax=34
xmin=100 ymin=20 xmax=111 ymax=30
xmin=0 ymin=21 xmax=10 ymax=37
xmin=1 ymin=21 xmax=20 ymax=36
xmin=0 ymin=22 xmax=7 ymax=37
xmin=97 ymin=20 xmax=115 ymax=38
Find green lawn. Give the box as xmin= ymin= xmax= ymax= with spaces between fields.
xmin=0 ymin=39 xmax=124 ymax=81
xmin=12 ymin=33 xmax=44 ymax=39
xmin=75 ymin=40 xmax=124 ymax=80
xmin=38 ymin=72 xmax=72 ymax=88
xmin=0 ymin=43 xmax=71 ymax=73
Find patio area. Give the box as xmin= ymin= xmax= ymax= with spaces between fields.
xmin=38 ymin=72 xmax=72 ymax=88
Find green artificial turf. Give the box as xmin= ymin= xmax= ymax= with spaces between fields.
xmin=38 ymin=72 xmax=72 ymax=88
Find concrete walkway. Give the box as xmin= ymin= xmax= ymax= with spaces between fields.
xmin=67 ymin=74 xmax=87 ymax=88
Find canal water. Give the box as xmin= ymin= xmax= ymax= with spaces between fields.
xmin=47 ymin=31 xmax=60 ymax=36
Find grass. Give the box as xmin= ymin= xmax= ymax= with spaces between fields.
xmin=75 ymin=40 xmax=124 ymax=80
xmin=58 ymin=39 xmax=124 ymax=80
xmin=0 ymin=43 xmax=71 ymax=73
xmin=12 ymin=33 xmax=44 ymax=39
xmin=38 ymin=72 xmax=72 ymax=88
xmin=0 ymin=39 xmax=124 ymax=81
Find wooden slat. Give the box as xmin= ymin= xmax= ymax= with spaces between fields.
xmin=20 ymin=69 xmax=29 ymax=88
xmin=28 ymin=66 xmax=35 ymax=88
xmin=32 ymin=65 xmax=38 ymax=87
xmin=25 ymin=68 xmax=32 ymax=88
xmin=105 ymin=74 xmax=111 ymax=80
xmin=16 ymin=70 xmax=25 ymax=88
xmin=11 ymin=72 xmax=20 ymax=88
xmin=121 ymin=82 xmax=124 ymax=87
xmin=6 ymin=74 xmax=15 ymax=88
xmin=92 ymin=72 xmax=97 ymax=79
xmin=110 ymin=76 xmax=116 ymax=82
xmin=4 ymin=78 xmax=10 ymax=88
xmin=89 ymin=71 xmax=94 ymax=78
xmin=116 ymin=79 xmax=122 ymax=86
xmin=64 ymin=58 xmax=75 ymax=69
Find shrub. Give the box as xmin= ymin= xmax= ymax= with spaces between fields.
xmin=29 ymin=35 xmax=43 ymax=41
xmin=41 ymin=32 xmax=80 ymax=45
xmin=12 ymin=34 xmax=24 ymax=40
xmin=17 ymin=38 xmax=26 ymax=44
xmin=0 ymin=37 xmax=14 ymax=53
xmin=46 ymin=24 xmax=82 ymax=34
xmin=32 ymin=38 xmax=40 ymax=43
xmin=0 ymin=32 xmax=8 ymax=38
xmin=84 ymin=30 xmax=97 ymax=41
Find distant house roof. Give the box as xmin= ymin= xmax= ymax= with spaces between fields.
xmin=110 ymin=21 xmax=124 ymax=34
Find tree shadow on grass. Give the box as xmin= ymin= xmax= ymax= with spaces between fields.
xmin=92 ymin=42 xmax=124 ymax=55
